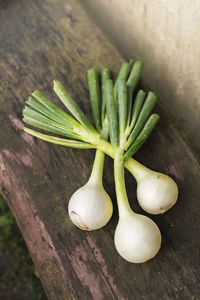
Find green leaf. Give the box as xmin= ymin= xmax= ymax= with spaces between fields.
xmin=23 ymin=127 xmax=95 ymax=149
xmin=105 ymin=79 xmax=119 ymax=148
xmin=88 ymin=68 xmax=101 ymax=132
xmin=126 ymin=91 xmax=157 ymax=148
xmin=23 ymin=115 xmax=82 ymax=140
xmin=23 ymin=106 xmax=73 ymax=132
xmin=126 ymin=60 xmax=144 ymax=126
xmin=114 ymin=61 xmax=132 ymax=107
xmin=118 ymin=79 xmax=127 ymax=137
xmin=53 ymin=80 xmax=96 ymax=133
xmin=101 ymin=68 xmax=111 ymax=122
xmin=32 ymin=90 xmax=78 ymax=127
xmin=129 ymin=90 xmax=146 ymax=132
xmin=124 ymin=114 xmax=160 ymax=160
xmin=26 ymin=96 xmax=73 ymax=128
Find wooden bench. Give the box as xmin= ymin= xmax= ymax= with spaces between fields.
xmin=0 ymin=0 xmax=200 ymax=299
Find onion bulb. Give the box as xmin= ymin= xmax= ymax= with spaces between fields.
xmin=68 ymin=181 xmax=113 ymax=230
xmin=125 ymin=159 xmax=178 ymax=214
xmin=68 ymin=150 xmax=113 ymax=230
xmin=114 ymin=211 xmax=161 ymax=263
xmin=114 ymin=156 xmax=161 ymax=263
xmin=137 ymin=171 xmax=178 ymax=214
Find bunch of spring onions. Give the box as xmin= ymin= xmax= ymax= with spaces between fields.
xmin=22 ymin=60 xmax=178 ymax=263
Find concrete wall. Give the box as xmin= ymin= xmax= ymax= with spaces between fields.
xmin=83 ymin=0 xmax=200 ymax=151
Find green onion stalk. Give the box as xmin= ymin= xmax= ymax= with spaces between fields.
xmin=68 ymin=68 xmax=113 ymax=231
xmin=104 ymin=77 xmax=161 ymax=263
xmin=23 ymin=61 xmax=178 ymax=219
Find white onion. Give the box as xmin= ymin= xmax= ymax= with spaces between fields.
xmin=137 ymin=171 xmax=178 ymax=214
xmin=114 ymin=211 xmax=161 ymax=263
xmin=125 ymin=159 xmax=178 ymax=214
xmin=68 ymin=182 xmax=113 ymax=231
xmin=68 ymin=149 xmax=113 ymax=231
xmin=114 ymin=156 xmax=161 ymax=263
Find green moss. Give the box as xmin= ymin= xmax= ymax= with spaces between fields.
xmin=0 ymin=194 xmax=47 ymax=300
xmin=70 ymin=293 xmax=77 ymax=300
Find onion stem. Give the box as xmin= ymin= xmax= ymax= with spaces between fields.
xmin=114 ymin=154 xmax=132 ymax=218
xmin=125 ymin=157 xmax=150 ymax=181
xmin=23 ymin=127 xmax=95 ymax=149
xmin=22 ymin=124 xmax=155 ymax=182
xmin=88 ymin=149 xmax=105 ymax=185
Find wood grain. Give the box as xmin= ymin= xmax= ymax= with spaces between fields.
xmin=0 ymin=0 xmax=200 ymax=299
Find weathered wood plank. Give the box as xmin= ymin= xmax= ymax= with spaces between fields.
xmin=0 ymin=0 xmax=200 ymax=299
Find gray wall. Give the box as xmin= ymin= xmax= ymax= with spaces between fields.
xmin=83 ymin=0 xmax=200 ymax=151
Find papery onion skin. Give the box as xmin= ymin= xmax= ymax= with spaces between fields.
xmin=114 ymin=211 xmax=161 ymax=263
xmin=137 ymin=172 xmax=178 ymax=215
xmin=68 ymin=183 xmax=113 ymax=231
